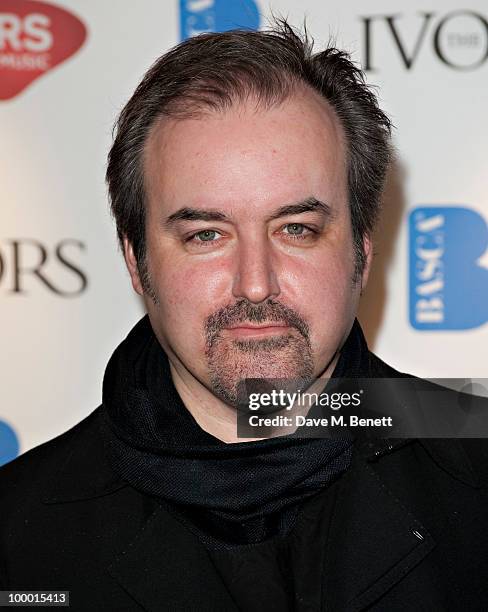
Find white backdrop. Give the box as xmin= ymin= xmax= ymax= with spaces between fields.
xmin=1 ymin=0 xmax=487 ymax=464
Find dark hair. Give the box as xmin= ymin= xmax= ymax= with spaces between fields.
xmin=106 ymin=20 xmax=392 ymax=285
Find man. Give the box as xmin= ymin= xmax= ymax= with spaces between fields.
xmin=1 ymin=21 xmax=488 ymax=611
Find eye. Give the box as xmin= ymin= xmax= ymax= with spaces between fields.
xmin=190 ymin=229 xmax=222 ymax=243
xmin=284 ymin=223 xmax=305 ymax=235
xmin=281 ymin=223 xmax=315 ymax=239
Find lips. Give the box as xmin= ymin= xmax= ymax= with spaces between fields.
xmin=224 ymin=322 xmax=291 ymax=337
xmin=225 ymin=322 xmax=289 ymax=330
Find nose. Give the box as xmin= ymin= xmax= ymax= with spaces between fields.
xmin=232 ymin=235 xmax=280 ymax=304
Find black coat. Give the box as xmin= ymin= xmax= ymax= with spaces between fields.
xmin=1 ymin=354 xmax=488 ymax=611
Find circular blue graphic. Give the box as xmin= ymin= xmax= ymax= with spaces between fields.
xmin=180 ymin=0 xmax=260 ymax=40
xmin=0 ymin=420 xmax=20 ymax=466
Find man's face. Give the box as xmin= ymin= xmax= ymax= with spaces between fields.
xmin=125 ymin=90 xmax=371 ymax=406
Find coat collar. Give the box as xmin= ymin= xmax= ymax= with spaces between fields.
xmin=366 ymin=437 xmax=479 ymax=488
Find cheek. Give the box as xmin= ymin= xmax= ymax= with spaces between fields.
xmin=153 ymin=252 xmax=231 ymax=328
xmin=279 ymin=239 xmax=355 ymax=307
xmin=149 ymin=258 xmax=231 ymax=368
xmin=278 ymin=245 xmax=358 ymax=357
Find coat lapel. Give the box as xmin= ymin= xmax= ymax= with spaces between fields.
xmin=107 ymin=504 xmax=238 ymax=612
xmin=323 ymin=440 xmax=436 ymax=612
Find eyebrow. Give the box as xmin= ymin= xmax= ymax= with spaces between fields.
xmin=266 ymin=197 xmax=333 ymax=222
xmin=163 ymin=197 xmax=333 ymax=228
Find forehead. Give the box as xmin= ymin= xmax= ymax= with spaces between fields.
xmin=143 ymin=90 xmax=347 ymax=216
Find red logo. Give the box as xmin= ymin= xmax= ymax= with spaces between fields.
xmin=0 ymin=0 xmax=87 ymax=100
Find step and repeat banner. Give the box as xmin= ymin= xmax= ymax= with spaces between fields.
xmin=1 ymin=0 xmax=487 ymax=464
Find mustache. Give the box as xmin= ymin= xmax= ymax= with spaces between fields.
xmin=204 ymin=298 xmax=310 ymax=344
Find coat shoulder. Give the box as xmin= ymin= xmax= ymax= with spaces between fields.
xmin=0 ymin=407 xmax=105 ymax=508
xmin=368 ymin=350 xmax=406 ymax=377
xmin=368 ymin=350 xmax=488 ymax=490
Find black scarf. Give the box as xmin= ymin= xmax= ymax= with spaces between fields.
xmin=101 ymin=316 xmax=370 ymax=547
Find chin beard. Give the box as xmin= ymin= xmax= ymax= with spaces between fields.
xmin=206 ymin=302 xmax=314 ymax=407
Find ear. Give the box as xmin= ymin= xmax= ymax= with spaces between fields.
xmin=360 ymin=233 xmax=373 ymax=292
xmin=123 ymin=236 xmax=144 ymax=296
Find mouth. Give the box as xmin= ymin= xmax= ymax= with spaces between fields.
xmin=224 ymin=323 xmax=291 ymax=338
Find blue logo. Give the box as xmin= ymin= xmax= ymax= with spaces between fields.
xmin=180 ymin=0 xmax=260 ymax=40
xmin=0 ymin=420 xmax=19 ymax=467
xmin=409 ymin=206 xmax=488 ymax=330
